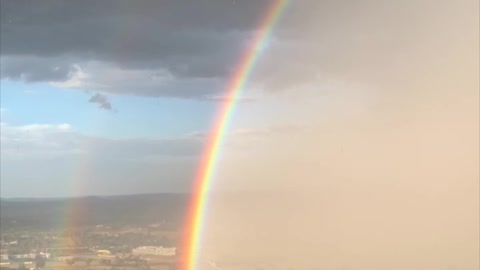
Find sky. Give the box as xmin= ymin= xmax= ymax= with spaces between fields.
xmin=1 ymin=1 xmax=479 ymax=268
xmin=0 ymin=0 xmax=366 ymax=197
xmin=1 ymin=0 xmax=479 ymax=198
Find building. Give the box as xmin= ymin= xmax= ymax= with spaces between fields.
xmin=38 ymin=252 xmax=51 ymax=259
xmin=132 ymin=246 xmax=176 ymax=256
xmin=97 ymin=250 xmax=111 ymax=256
xmin=13 ymin=254 xmax=36 ymax=259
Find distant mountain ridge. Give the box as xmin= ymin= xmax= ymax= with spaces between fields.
xmin=0 ymin=193 xmax=191 ymax=230
xmin=0 ymin=192 xmax=189 ymax=201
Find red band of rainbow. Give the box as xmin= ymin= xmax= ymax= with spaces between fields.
xmin=181 ymin=1 xmax=289 ymax=269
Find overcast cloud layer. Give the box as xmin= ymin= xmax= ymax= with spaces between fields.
xmin=0 ymin=0 xmax=270 ymax=99
xmin=2 ymin=0 xmax=477 ymax=102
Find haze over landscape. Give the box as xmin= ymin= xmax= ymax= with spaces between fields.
xmin=1 ymin=0 xmax=479 ymax=269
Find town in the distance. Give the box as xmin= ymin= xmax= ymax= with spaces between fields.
xmin=0 ymin=193 xmax=191 ymax=270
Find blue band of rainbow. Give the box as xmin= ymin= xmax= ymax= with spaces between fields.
xmin=181 ymin=1 xmax=289 ymax=269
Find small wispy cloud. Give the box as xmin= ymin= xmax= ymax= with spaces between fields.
xmin=185 ymin=125 xmax=306 ymax=141
xmin=204 ymin=95 xmax=256 ymax=103
xmin=88 ymin=93 xmax=112 ymax=110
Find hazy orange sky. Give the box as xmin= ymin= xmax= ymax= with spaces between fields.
xmin=202 ymin=1 xmax=479 ymax=269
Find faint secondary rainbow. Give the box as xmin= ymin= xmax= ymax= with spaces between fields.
xmin=181 ymin=1 xmax=289 ymax=269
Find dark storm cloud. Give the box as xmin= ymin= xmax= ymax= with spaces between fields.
xmin=0 ymin=56 xmax=76 ymax=82
xmin=88 ymin=93 xmax=112 ymax=110
xmin=252 ymin=0 xmax=478 ymax=91
xmin=1 ymin=0 xmax=476 ymax=99
xmin=0 ymin=0 xmax=271 ymax=96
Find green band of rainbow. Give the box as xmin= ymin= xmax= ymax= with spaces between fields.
xmin=181 ymin=1 xmax=289 ymax=269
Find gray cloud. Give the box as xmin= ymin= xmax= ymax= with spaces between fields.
xmin=88 ymin=93 xmax=112 ymax=110
xmin=254 ymin=0 xmax=478 ymax=90
xmin=0 ymin=123 xmax=203 ymax=161
xmin=204 ymin=96 xmax=256 ymax=103
xmin=0 ymin=56 xmax=76 ymax=82
xmin=0 ymin=0 xmax=477 ymax=101
xmin=0 ymin=122 xmax=204 ymax=196
xmin=50 ymin=61 xmax=226 ymax=99
xmin=0 ymin=0 xmax=269 ymax=99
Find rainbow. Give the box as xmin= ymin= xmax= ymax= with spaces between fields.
xmin=181 ymin=1 xmax=289 ymax=269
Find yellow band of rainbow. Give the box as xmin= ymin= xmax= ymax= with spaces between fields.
xmin=181 ymin=1 xmax=289 ymax=269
